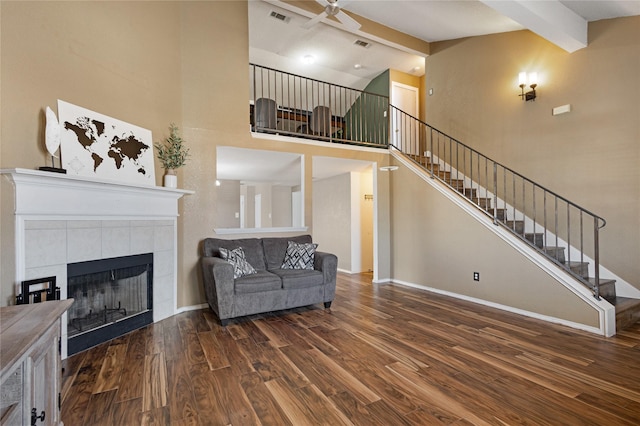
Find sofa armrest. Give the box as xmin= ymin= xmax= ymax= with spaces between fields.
xmin=314 ymin=251 xmax=338 ymax=303
xmin=201 ymin=256 xmax=235 ymax=321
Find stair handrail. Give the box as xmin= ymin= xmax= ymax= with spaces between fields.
xmin=389 ymin=104 xmax=607 ymax=299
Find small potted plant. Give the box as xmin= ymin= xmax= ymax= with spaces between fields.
xmin=155 ymin=123 xmax=189 ymax=188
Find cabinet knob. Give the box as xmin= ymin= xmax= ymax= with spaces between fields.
xmin=31 ymin=408 xmax=45 ymax=425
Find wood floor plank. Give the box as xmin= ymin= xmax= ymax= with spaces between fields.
xmin=239 ymin=371 xmax=293 ymax=426
xmin=166 ymin=357 xmax=201 ymax=424
xmin=142 ymin=352 xmax=168 ymax=411
xmin=140 ymin=406 xmax=171 ymax=426
xmin=111 ymin=397 xmax=142 ymax=425
xmin=210 ymin=365 xmax=262 ymax=426
xmin=92 ymin=343 xmax=127 ymax=394
xmin=61 ymin=343 xmax=109 ymax=425
xmin=188 ymin=309 xmax=212 ymax=333
xmin=188 ymin=362 xmax=231 ymax=426
xmin=145 ymin=322 xmax=165 ymax=355
xmin=330 ymin=391 xmax=415 ymax=426
xmin=82 ymin=388 xmax=117 ymax=425
xmin=183 ymin=329 xmax=208 ymax=365
xmin=281 ymin=345 xmax=380 ymax=405
xmin=235 ymin=338 xmax=310 ymax=388
xmin=265 ymin=379 xmax=354 ymax=426
xmin=116 ymin=327 xmax=147 ymax=402
xmin=384 ymin=362 xmax=495 ymax=426
xmin=162 ymin=313 xmax=185 ymax=362
xmin=214 ymin=329 xmax=256 ymax=376
xmin=61 ymin=272 xmax=640 ymax=425
xmin=197 ymin=330 xmax=231 ymax=371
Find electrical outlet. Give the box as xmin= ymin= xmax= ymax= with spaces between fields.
xmin=473 ymin=272 xmax=480 ymax=281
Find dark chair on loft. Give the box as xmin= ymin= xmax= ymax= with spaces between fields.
xmin=310 ymin=105 xmax=332 ymax=137
xmin=254 ymin=98 xmax=277 ymax=132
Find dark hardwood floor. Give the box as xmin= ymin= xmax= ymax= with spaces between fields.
xmin=61 ymin=273 xmax=640 ymax=425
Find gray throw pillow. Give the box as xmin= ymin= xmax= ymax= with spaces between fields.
xmin=281 ymin=241 xmax=318 ymax=270
xmin=219 ymin=247 xmax=257 ymax=279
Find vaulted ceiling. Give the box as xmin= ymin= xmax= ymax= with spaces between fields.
xmin=250 ymin=0 xmax=639 ymax=87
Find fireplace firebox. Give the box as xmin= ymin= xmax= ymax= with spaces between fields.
xmin=66 ymin=253 xmax=153 ymax=355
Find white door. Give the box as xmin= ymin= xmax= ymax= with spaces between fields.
xmin=391 ymin=82 xmax=419 ymax=155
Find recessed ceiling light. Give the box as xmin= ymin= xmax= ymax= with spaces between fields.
xmin=354 ymin=64 xmax=362 ymax=69
xmin=302 ymin=55 xmax=315 ymax=64
xmin=412 ymin=66 xmax=421 ymax=72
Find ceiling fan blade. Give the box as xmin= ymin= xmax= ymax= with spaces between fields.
xmin=302 ymin=12 xmax=327 ymax=29
xmin=336 ymin=10 xmax=361 ymax=30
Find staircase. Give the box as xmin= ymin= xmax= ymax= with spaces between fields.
xmin=398 ymin=142 xmax=640 ymax=333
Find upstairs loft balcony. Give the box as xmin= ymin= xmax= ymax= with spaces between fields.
xmin=250 ymin=64 xmax=389 ymax=148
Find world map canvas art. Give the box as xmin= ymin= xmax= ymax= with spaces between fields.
xmin=58 ymin=100 xmax=155 ymax=185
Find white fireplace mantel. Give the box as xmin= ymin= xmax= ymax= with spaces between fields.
xmin=1 ymin=168 xmax=193 ymax=358
xmin=1 ymin=168 xmax=193 ymax=218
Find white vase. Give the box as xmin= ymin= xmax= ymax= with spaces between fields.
xmin=163 ymin=169 xmax=177 ymax=188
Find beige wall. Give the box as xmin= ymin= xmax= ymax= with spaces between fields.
xmin=424 ymin=17 xmax=640 ymax=289
xmin=390 ymin=162 xmax=600 ymax=327
xmin=0 ymin=1 xmax=391 ymax=308
xmin=313 ymin=173 xmax=352 ymax=271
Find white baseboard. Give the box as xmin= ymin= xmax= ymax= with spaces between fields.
xmin=390 ymin=279 xmax=605 ymax=336
xmin=176 ymin=303 xmax=208 ymax=314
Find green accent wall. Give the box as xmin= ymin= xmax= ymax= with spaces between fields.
xmin=343 ymin=70 xmax=390 ymax=146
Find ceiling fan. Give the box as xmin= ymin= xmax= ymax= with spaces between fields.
xmin=302 ymin=0 xmax=362 ymax=31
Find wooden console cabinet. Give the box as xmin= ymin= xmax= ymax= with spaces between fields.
xmin=1 ymin=300 xmax=73 ymax=425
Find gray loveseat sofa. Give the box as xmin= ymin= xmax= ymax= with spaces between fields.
xmin=201 ymin=235 xmax=338 ymax=325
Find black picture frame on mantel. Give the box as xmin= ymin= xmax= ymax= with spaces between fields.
xmin=16 ymin=276 xmax=60 ymax=304
xmin=39 ymin=166 xmax=67 ymax=174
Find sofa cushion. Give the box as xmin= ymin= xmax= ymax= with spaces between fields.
xmin=281 ymin=241 xmax=318 ymax=270
xmin=234 ymin=270 xmax=282 ymax=294
xmin=263 ymin=235 xmax=313 ymax=270
xmin=271 ymin=269 xmax=324 ymax=289
xmin=219 ymin=247 xmax=257 ymax=279
xmin=204 ymin=238 xmax=267 ymax=270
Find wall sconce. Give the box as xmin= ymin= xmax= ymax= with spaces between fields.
xmin=518 ymin=72 xmax=538 ymax=101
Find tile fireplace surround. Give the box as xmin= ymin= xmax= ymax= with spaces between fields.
xmin=1 ymin=168 xmax=192 ymax=358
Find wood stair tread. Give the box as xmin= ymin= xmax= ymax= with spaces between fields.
xmin=609 ymin=296 xmax=640 ymax=310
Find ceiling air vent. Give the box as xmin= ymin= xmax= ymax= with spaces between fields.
xmin=269 ymin=11 xmax=291 ymax=23
xmin=354 ymin=39 xmax=371 ymax=48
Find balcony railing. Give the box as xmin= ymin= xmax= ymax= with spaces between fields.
xmin=250 ymin=64 xmax=389 ymax=148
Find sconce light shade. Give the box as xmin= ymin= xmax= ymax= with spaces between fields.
xmin=518 ymin=71 xmax=538 ymax=102
xmin=519 ymin=72 xmax=527 ymax=86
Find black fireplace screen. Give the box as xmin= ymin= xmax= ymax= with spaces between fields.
xmin=67 ymin=253 xmax=153 ymax=354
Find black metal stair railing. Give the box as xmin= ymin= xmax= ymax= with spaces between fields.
xmin=389 ymin=105 xmax=607 ymax=300
xmin=250 ymin=63 xmax=389 ymax=148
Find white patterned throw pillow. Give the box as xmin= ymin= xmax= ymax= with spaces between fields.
xmin=219 ymin=247 xmax=257 ymax=279
xmin=281 ymin=241 xmax=318 ymax=270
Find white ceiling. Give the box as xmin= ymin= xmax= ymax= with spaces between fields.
xmin=249 ymin=0 xmax=427 ymax=90
xmin=251 ymin=0 xmax=639 ymax=85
